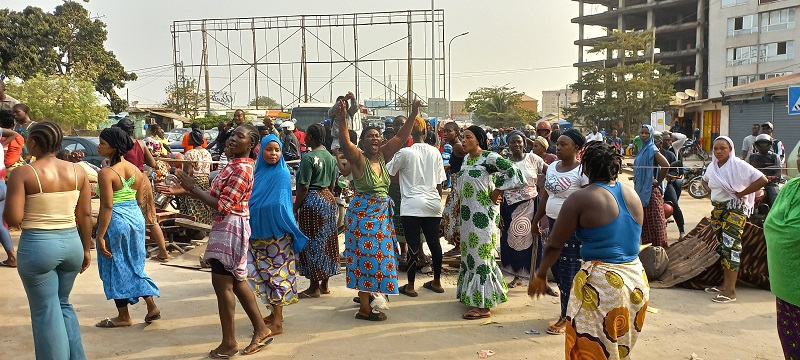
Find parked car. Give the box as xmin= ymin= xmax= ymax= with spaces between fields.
xmin=62 ymin=136 xmax=103 ymax=167
xmin=166 ymin=129 xmax=218 ymax=154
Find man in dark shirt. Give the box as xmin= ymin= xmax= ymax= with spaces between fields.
xmin=748 ymin=134 xmax=781 ymax=208
xmin=655 ymin=132 xmax=685 ymax=238
xmin=208 ymin=121 xmax=231 ymax=152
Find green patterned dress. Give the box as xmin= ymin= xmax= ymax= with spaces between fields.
xmin=456 ymin=151 xmax=526 ymax=308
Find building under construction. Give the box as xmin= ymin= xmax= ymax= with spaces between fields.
xmin=572 ymin=0 xmax=709 ymax=99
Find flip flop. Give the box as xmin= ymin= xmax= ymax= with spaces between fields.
xmin=546 ymin=286 xmax=559 ymax=297
xmin=0 ymin=260 xmax=16 ymax=268
xmin=507 ymin=278 xmax=523 ymax=289
xmin=704 ymin=287 xmax=722 ymax=294
xmin=150 ymin=255 xmax=171 ymax=263
xmin=355 ymin=310 xmax=387 ymax=321
xmin=240 ymin=337 xmax=274 ymax=356
xmin=443 ymin=249 xmax=460 ymax=257
xmin=462 ymin=310 xmax=490 ymax=320
xmin=711 ymin=294 xmax=737 ymax=304
xmin=95 ymin=318 xmax=130 ymax=328
xmin=298 ymin=291 xmax=320 ymax=299
xmin=547 ymin=318 xmax=567 ymax=335
xmin=423 ymin=281 xmax=445 ymax=294
xmin=399 ymin=284 xmax=418 ymax=297
xmin=145 ymin=312 xmax=161 ymax=323
xmin=209 ymin=349 xmax=239 ymax=359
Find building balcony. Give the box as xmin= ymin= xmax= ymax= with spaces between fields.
xmin=574 ymin=21 xmax=703 ymax=46
xmin=573 ymin=48 xmax=704 ymax=67
xmin=572 ymin=0 xmax=698 ymax=27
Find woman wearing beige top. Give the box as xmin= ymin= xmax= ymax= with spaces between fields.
xmin=4 ymin=122 xmax=94 ymax=360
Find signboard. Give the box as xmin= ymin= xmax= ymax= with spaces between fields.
xmin=790 ymin=86 xmax=800 ymax=115
xmin=427 ymin=97 xmax=448 ymax=120
xmin=650 ymin=111 xmax=666 ymax=132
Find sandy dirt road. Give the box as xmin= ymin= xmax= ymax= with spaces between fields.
xmin=0 ymin=173 xmax=784 ymax=359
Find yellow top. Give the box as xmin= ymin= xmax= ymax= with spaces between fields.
xmin=21 ymin=164 xmax=80 ymax=230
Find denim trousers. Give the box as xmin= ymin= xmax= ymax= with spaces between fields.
xmin=548 ymin=217 xmax=582 ymax=319
xmin=0 ymin=181 xmax=14 ymax=252
xmin=17 ymin=228 xmax=86 ymax=360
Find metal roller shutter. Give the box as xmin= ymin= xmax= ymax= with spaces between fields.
xmin=728 ymin=101 xmax=800 ymax=154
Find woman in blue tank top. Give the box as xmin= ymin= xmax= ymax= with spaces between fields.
xmin=529 ymin=141 xmax=650 ymax=360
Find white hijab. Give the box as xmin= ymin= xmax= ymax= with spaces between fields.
xmin=704 ymin=136 xmax=763 ymax=216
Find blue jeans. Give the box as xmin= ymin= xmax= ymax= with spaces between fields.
xmin=0 ymin=181 xmax=14 ymax=253
xmin=17 ymin=228 xmax=86 ymax=360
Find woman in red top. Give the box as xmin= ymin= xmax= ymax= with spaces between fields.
xmin=168 ymin=125 xmax=273 ymax=358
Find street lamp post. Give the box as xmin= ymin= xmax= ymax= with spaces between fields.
xmin=448 ymin=31 xmax=469 ymax=119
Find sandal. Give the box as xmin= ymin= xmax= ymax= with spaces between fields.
xmin=546 ymin=286 xmax=559 ymax=297
xmin=547 ymin=318 xmax=566 ymax=335
xmin=462 ymin=309 xmax=491 ymax=320
xmin=704 ymin=287 xmax=722 ymax=294
xmin=150 ymin=255 xmax=171 ymax=263
xmin=443 ymin=249 xmax=460 ymax=258
xmin=711 ymin=294 xmax=737 ymax=304
xmin=355 ymin=310 xmax=387 ymax=321
xmin=0 ymin=260 xmax=16 ymax=268
xmin=209 ymin=349 xmax=239 ymax=359
xmin=507 ymin=278 xmax=523 ymax=289
xmin=423 ymin=281 xmax=445 ymax=294
xmin=399 ymin=284 xmax=418 ymax=297
xmin=145 ymin=312 xmax=161 ymax=323
xmin=240 ymin=337 xmax=273 ymax=356
xmin=95 ymin=318 xmax=130 ymax=328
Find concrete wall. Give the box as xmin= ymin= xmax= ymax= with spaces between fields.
xmin=709 ymin=0 xmax=800 ymax=96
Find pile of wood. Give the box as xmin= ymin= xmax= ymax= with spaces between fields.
xmin=650 ymin=217 xmax=769 ymax=290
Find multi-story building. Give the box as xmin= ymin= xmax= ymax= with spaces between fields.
xmin=709 ymin=0 xmax=800 ymax=97
xmin=572 ymin=0 xmax=709 ymax=98
xmin=541 ymin=89 xmax=579 ymax=117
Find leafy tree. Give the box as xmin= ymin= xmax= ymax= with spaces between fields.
xmin=248 ymin=96 xmax=280 ymax=109
xmin=163 ymin=76 xmax=201 ymax=119
xmin=464 ymin=85 xmax=534 ymax=128
xmin=7 ymin=74 xmax=108 ymax=131
xmin=0 ymin=1 xmax=135 ymax=113
xmin=564 ymin=29 xmax=678 ymax=137
xmin=195 ymin=114 xmax=229 ymax=130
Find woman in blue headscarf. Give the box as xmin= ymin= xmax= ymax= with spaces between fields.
xmin=247 ymin=134 xmax=309 ymax=336
xmin=632 ymin=124 xmax=670 ymax=248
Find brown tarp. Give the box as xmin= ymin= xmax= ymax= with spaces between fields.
xmin=649 ymin=217 xmax=769 ymax=290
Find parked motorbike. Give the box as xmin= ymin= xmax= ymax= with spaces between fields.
xmin=680 ymin=130 xmax=710 ymax=161
xmin=748 ymin=177 xmax=786 ymax=227
xmin=686 ymin=163 xmax=710 ymax=199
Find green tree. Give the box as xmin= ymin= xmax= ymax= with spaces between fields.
xmin=564 ymin=29 xmax=678 ymax=137
xmin=7 ymin=74 xmax=108 ymax=131
xmin=248 ymin=96 xmax=280 ymax=109
xmin=0 ymin=1 xmax=135 ymax=113
xmin=163 ymin=76 xmax=201 ymax=119
xmin=464 ymin=85 xmax=534 ymax=128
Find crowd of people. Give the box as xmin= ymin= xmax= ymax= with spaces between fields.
xmin=0 ymin=78 xmax=798 ymax=359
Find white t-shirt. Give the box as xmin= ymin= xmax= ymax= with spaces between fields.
xmin=543 ymin=160 xmax=589 ymax=219
xmin=741 ymin=135 xmax=757 ymax=157
xmin=504 ymin=153 xmax=544 ymax=204
xmin=386 ymin=143 xmax=447 ymax=217
xmin=671 ymin=132 xmax=688 ymax=155
xmin=586 ymin=132 xmax=604 ymax=143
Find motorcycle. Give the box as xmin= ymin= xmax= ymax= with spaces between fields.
xmin=748 ymin=176 xmax=785 ymax=227
xmin=686 ymin=163 xmax=710 ymax=199
xmin=680 ymin=130 xmax=710 ymax=161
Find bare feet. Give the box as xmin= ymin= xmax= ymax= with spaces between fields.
xmin=262 ymin=313 xmax=274 ymax=325
xmin=298 ymin=289 xmax=321 ymax=298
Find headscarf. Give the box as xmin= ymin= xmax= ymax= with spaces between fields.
xmin=100 ymin=127 xmax=133 ymax=165
xmin=534 ymin=136 xmax=549 ymax=151
xmin=704 ymin=136 xmax=765 ymax=216
xmin=411 ymin=116 xmax=427 ymax=135
xmin=189 ymin=128 xmax=204 ymax=147
xmin=248 ymin=134 xmax=309 ymax=253
xmin=633 ymin=124 xmax=659 ymax=207
xmin=466 ymin=125 xmax=488 ymax=150
xmin=114 ymin=118 xmax=135 ymax=136
xmin=561 ymin=129 xmax=586 ymax=148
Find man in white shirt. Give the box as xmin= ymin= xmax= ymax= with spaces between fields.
xmin=386 ymin=116 xmax=447 ymax=296
xmin=740 ymin=124 xmax=761 ymax=159
xmin=667 ymin=131 xmax=688 ymax=156
xmin=586 ymin=126 xmax=604 ymax=143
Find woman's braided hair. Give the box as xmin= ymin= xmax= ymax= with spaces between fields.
xmin=28 ymin=122 xmax=63 ymax=155
xmin=306 ymin=123 xmax=325 ymax=147
xmin=580 ymin=141 xmax=622 ymax=184
xmin=235 ymin=124 xmax=260 ymax=159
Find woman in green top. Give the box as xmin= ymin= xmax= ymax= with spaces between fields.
xmin=336 ymin=95 xmax=420 ymax=321
xmin=294 ymin=124 xmax=340 ymax=298
xmin=94 ymin=127 xmax=160 ymax=328
xmin=765 ymin=147 xmax=800 ymax=359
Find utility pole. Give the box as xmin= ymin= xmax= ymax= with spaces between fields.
xmin=448 ymin=32 xmax=469 ymax=119
xmin=407 ymin=12 xmax=413 ymax=115
xmin=301 ymin=17 xmax=308 ymax=103
xmin=252 ymin=21 xmax=259 ymax=109
xmin=431 ymin=1 xmax=436 ymax=102
xmin=202 ymin=21 xmax=211 ymax=115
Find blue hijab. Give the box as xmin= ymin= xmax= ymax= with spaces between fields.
xmin=249 ymin=134 xmax=308 ymax=253
xmin=633 ymin=124 xmax=658 ymax=207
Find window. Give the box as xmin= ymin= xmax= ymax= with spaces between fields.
xmin=728 ymin=15 xmax=758 ymax=36
xmin=761 ymin=8 xmax=795 ymax=31
xmin=759 ymin=71 xmax=793 ymax=80
xmin=760 ymin=41 xmax=794 ymax=62
xmin=727 ymin=46 xmax=759 ymax=66
xmin=725 ymin=75 xmax=758 ymax=88
xmin=722 ymin=0 xmax=748 ymax=7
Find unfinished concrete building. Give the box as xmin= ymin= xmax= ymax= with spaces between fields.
xmin=573 ymin=0 xmax=709 ymax=99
